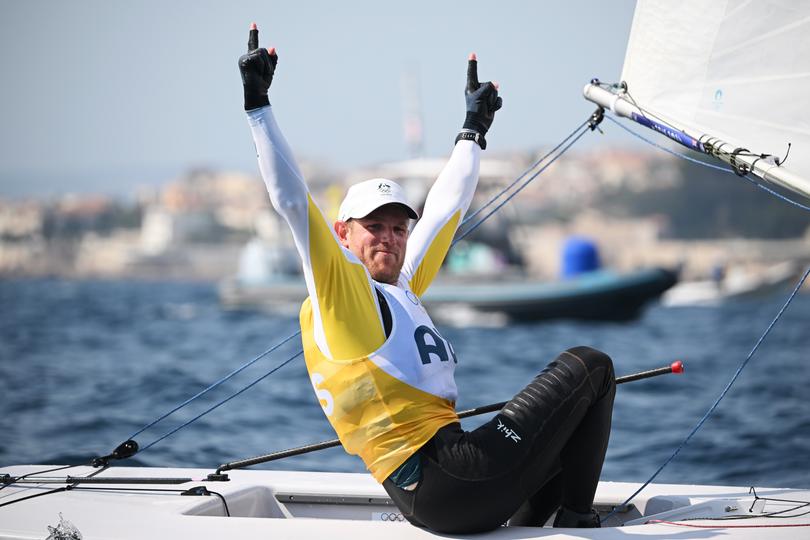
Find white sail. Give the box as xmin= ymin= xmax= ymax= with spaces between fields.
xmin=585 ymin=0 xmax=810 ymax=199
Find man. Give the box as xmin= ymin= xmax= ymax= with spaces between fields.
xmin=239 ymin=23 xmax=615 ymax=533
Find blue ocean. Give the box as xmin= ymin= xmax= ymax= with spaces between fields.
xmin=2 ymin=278 xmax=808 ymax=489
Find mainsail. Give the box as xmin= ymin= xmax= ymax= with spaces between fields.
xmin=584 ymin=0 xmax=810 ymax=200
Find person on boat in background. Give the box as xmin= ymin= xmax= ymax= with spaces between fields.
xmin=239 ymin=23 xmax=615 ymax=533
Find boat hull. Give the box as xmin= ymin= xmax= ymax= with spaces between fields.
xmin=424 ymin=268 xmax=678 ymax=322
xmin=1 ymin=465 xmax=806 ymax=539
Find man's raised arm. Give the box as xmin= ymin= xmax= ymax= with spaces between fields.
xmin=404 ymin=54 xmax=502 ymax=296
xmin=239 ymin=24 xmax=387 ymax=361
xmin=239 ymin=24 xmax=311 ymax=244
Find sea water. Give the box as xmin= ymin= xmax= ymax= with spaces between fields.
xmin=1 ymin=278 xmax=808 ymax=488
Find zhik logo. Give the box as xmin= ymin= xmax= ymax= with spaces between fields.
xmin=496 ymin=419 xmax=522 ymax=443
xmin=377 ymin=182 xmax=392 ymax=194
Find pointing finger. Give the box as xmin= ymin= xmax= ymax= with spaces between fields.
xmin=248 ymin=22 xmax=259 ymax=52
xmin=267 ymin=47 xmax=278 ymax=70
xmin=467 ymin=53 xmax=479 ymax=92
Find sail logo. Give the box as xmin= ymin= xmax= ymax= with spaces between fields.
xmin=713 ymin=88 xmax=724 ymax=111
xmin=496 ymin=419 xmax=522 ymax=443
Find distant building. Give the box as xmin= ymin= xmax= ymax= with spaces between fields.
xmin=0 ymin=199 xmax=44 ymax=239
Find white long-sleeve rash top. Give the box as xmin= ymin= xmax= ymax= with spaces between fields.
xmin=248 ymin=105 xmax=481 ymax=481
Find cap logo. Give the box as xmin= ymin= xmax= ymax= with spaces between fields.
xmin=377 ymin=182 xmax=392 ymax=194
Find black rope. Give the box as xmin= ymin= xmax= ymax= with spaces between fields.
xmin=748 ymin=486 xmax=810 ymax=517
xmin=0 ymin=463 xmax=109 ymax=509
xmin=0 ymin=485 xmax=73 ymax=509
xmin=0 ymin=463 xmax=87 ymax=493
xmin=1 ymin=485 xmax=232 ymax=516
xmin=776 ymin=142 xmax=791 ymax=166
xmin=731 ymin=147 xmax=751 ymax=176
xmin=180 ymin=486 xmax=231 ymax=517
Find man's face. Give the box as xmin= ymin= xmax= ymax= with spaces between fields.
xmin=335 ymin=204 xmax=410 ymax=285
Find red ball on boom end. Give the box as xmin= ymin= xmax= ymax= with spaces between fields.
xmin=670 ymin=360 xmax=684 ymax=374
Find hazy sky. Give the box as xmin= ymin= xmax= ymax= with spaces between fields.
xmin=0 ymin=1 xmax=638 ymax=198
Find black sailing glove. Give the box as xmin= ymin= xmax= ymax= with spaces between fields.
xmin=458 ymin=55 xmax=503 ymax=149
xmin=238 ymin=24 xmax=278 ymax=111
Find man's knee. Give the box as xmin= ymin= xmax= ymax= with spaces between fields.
xmin=565 ymin=346 xmax=614 ymax=380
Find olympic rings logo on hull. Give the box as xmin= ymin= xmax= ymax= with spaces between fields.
xmin=373 ymin=512 xmax=406 ymax=522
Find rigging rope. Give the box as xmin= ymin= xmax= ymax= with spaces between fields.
xmin=605 ymin=265 xmax=810 ymax=521
xmin=456 ymin=122 xmax=592 ymax=242
xmin=0 ymin=464 xmax=84 ymax=494
xmin=113 ymin=113 xmax=598 ymax=457
xmin=137 ymin=351 xmax=302 ymax=453
xmin=0 ymin=463 xmax=109 ymax=509
xmin=126 ymin=330 xmax=301 ymax=441
xmin=457 ymin=117 xmax=591 ymax=234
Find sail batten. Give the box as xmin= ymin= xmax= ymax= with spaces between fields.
xmin=586 ymin=0 xmax=810 ymax=201
xmin=711 ymin=14 xmax=810 ymax=60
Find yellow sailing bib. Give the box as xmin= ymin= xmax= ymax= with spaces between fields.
xmin=301 ymin=283 xmax=460 ymax=482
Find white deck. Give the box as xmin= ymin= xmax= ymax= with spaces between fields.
xmin=1 ymin=465 xmax=808 ymax=539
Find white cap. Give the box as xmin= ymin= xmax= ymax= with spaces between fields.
xmin=337 ymin=178 xmax=419 ymax=221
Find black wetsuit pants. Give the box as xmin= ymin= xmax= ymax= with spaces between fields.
xmin=382 ymin=346 xmax=616 ymax=534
